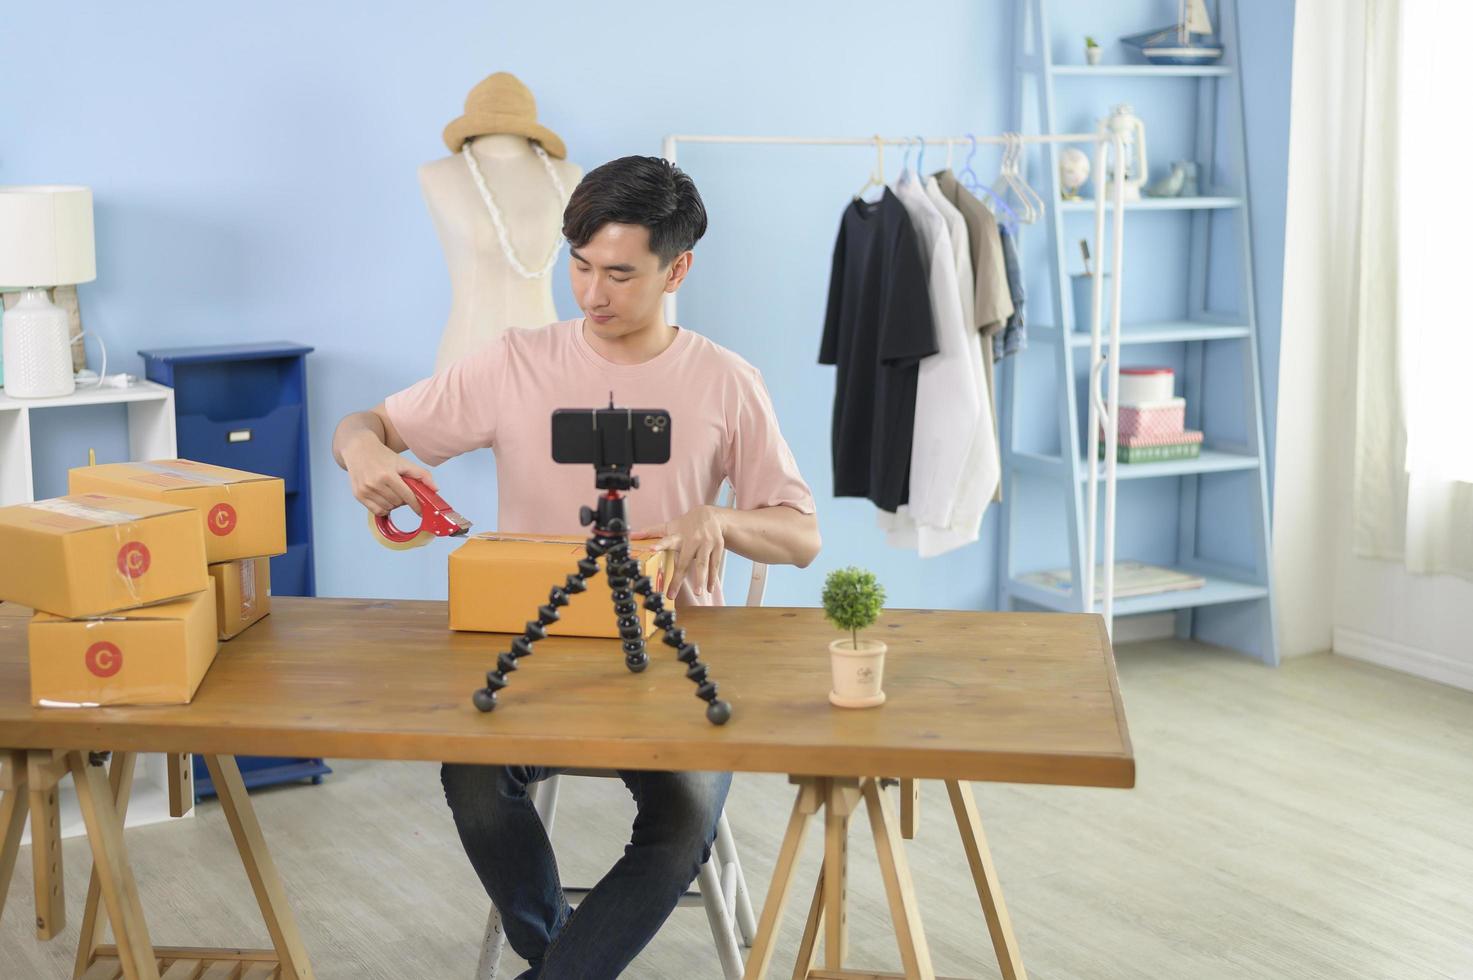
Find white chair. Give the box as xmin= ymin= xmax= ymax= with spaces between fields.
xmin=476 ymin=490 xmax=766 ymax=980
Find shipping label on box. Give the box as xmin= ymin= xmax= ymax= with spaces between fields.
xmin=0 ymin=494 xmax=210 ymax=618
xmin=208 ymin=557 xmax=272 ymax=640
xmin=29 ymin=590 xmax=218 ymax=706
xmin=68 ymin=459 xmax=286 ymax=563
xmin=449 ymin=534 xmax=674 ymax=637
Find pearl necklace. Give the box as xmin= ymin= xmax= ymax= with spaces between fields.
xmin=461 ymin=141 xmax=568 ymax=279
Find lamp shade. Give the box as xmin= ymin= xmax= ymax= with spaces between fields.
xmin=0 ymin=185 xmax=96 ymax=287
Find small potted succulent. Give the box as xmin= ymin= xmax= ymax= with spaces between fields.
xmin=822 ymin=566 xmax=888 ymax=708
xmin=1085 ymin=36 xmax=1103 ymax=65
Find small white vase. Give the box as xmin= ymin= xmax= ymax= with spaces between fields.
xmin=1085 ymin=46 xmax=1102 ymax=65
xmin=829 ymin=638 xmax=887 ymax=708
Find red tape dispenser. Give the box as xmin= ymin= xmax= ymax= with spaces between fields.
xmin=371 ymin=477 xmax=472 ymax=550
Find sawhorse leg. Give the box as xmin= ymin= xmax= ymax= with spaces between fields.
xmin=751 ymin=778 xmax=1029 ymax=980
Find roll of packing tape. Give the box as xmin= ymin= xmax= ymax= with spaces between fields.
xmin=369 ymin=510 xmax=435 ymax=550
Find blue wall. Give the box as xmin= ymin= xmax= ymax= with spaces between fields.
xmin=0 ymin=0 xmax=1293 ymax=610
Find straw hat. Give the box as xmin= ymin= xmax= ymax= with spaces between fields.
xmin=442 ymin=72 xmax=567 ymax=159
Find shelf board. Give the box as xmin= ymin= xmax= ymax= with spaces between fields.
xmin=1052 ymin=64 xmax=1232 ymax=77
xmin=1059 ymin=196 xmax=1242 ymax=212
xmin=1034 ymin=321 xmax=1252 ymax=345
xmin=1005 ymin=449 xmax=1259 ymax=480
xmin=1079 ymin=449 xmax=1261 ymax=480
xmin=1008 ymin=569 xmax=1269 ymax=616
xmin=0 ymin=379 xmax=172 ymax=411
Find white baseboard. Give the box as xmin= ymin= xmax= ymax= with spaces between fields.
xmin=1332 ymin=626 xmax=1473 ymax=692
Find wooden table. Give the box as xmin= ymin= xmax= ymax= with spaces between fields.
xmin=0 ymin=597 xmax=1134 ymax=980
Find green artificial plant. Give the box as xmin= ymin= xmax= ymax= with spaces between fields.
xmin=1085 ymin=35 xmax=1100 ymax=48
xmin=821 ymin=566 xmax=887 ymax=649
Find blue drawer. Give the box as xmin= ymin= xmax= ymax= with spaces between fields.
xmin=271 ymin=542 xmax=312 ymax=597
xmin=177 ymin=403 xmax=303 ymax=493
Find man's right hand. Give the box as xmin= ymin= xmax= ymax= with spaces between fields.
xmin=341 ymin=432 xmax=437 ymax=517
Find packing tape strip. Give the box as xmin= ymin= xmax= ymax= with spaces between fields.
xmin=369 ymin=510 xmax=434 ymax=551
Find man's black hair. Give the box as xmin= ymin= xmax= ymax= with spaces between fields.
xmin=562 ymin=156 xmax=707 ymax=266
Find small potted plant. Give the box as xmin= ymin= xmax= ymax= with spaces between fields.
xmin=822 ymin=566 xmax=888 ymax=708
xmin=1085 ymin=36 xmax=1103 ymax=65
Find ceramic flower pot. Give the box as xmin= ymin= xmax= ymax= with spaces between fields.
xmin=1085 ymin=45 xmax=1102 ymax=65
xmin=828 ymin=638 xmax=887 ymax=708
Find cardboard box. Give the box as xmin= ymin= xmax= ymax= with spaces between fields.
xmin=29 ymin=590 xmax=219 ymax=706
xmin=68 ymin=459 xmax=286 ymax=564
xmin=208 ymin=557 xmax=272 ymax=640
xmin=0 ymin=494 xmax=210 ymax=618
xmin=449 ymin=534 xmax=674 ymax=637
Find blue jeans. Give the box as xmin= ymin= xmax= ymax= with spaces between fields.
xmin=441 ymin=763 xmax=733 ymax=980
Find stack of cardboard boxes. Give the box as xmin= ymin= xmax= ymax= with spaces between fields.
xmin=0 ymin=459 xmax=285 ymax=706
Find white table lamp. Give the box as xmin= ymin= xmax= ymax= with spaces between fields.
xmin=0 ymin=186 xmax=97 ymax=398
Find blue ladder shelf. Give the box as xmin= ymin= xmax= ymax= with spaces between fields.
xmin=997 ymin=0 xmax=1278 ymax=663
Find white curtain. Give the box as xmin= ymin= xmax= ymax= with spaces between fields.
xmin=1353 ymin=0 xmax=1473 ymax=580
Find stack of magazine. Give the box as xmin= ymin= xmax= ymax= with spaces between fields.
xmin=1019 ymin=560 xmax=1206 ymax=601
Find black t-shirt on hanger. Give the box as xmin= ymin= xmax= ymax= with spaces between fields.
xmin=819 ymin=188 xmax=937 ymax=512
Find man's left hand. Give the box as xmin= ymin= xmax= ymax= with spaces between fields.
xmin=632 ymin=505 xmax=727 ymax=598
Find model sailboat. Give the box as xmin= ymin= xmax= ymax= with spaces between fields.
xmin=1121 ymin=0 xmax=1222 ymax=66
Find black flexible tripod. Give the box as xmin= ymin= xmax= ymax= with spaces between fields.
xmin=470 ymin=463 xmax=733 ymax=725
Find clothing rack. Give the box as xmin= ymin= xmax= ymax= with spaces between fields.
xmin=660 ymin=132 xmax=1130 ymax=634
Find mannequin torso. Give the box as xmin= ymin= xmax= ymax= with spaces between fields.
xmin=419 ymin=134 xmax=582 ymax=371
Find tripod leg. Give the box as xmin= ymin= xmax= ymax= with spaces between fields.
xmin=631 ymin=574 xmax=733 ymax=726
xmin=471 ymin=547 xmax=601 ymax=712
xmin=605 ymin=538 xmax=650 ymax=673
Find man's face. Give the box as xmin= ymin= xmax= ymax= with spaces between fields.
xmin=570 ymin=222 xmax=691 ymax=338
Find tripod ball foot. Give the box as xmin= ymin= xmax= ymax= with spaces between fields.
xmin=706 ymin=699 xmax=732 ymax=725
xmin=472 ymin=688 xmax=498 ymax=712
xmin=626 ymin=652 xmax=649 ymax=673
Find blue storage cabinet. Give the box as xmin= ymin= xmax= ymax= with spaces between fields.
xmin=140 ymin=341 xmax=317 ymax=596
xmin=139 ymin=341 xmax=330 ymax=798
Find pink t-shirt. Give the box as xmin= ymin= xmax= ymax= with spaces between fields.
xmin=385 ymin=319 xmax=815 ymax=606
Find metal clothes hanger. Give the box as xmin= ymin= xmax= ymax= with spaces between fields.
xmin=854 ymin=134 xmax=886 ymax=199
xmin=1012 ymin=134 xmax=1047 ymax=222
xmin=965 ymin=133 xmax=1020 ymax=229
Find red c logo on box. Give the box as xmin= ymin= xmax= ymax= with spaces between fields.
xmin=85 ymin=641 xmax=122 ymax=678
xmin=209 ymin=503 xmax=237 ymax=536
xmin=117 ymin=542 xmax=151 ymax=578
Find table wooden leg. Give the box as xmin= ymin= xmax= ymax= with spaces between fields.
xmin=166 ymin=754 xmax=192 ymax=819
xmin=822 ymin=780 xmax=856 ymax=970
xmin=900 ymin=779 xmax=920 ymax=841
xmin=68 ymin=751 xmax=158 ymax=980
xmin=75 ymin=752 xmax=137 ymax=979
xmin=0 ymin=750 xmax=29 ymax=929
xmin=29 ymin=749 xmax=69 ymax=939
xmin=742 ymin=778 xmax=824 ymax=980
xmin=945 ymin=781 xmax=1025 ymax=980
xmin=791 ymin=862 xmax=824 ymax=980
xmin=862 ymin=778 xmax=934 ymax=980
xmin=203 ymin=754 xmax=314 ymax=980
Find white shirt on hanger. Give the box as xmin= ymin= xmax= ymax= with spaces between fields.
xmin=884 ymin=170 xmax=985 ymax=556
xmin=920 ymin=174 xmax=1000 ymax=554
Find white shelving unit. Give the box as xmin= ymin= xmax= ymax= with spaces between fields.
xmin=0 ymin=379 xmax=186 ymax=840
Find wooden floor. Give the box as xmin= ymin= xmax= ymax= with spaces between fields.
xmin=4 ymin=639 xmax=1472 ymax=979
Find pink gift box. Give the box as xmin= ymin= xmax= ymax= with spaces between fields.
xmin=1109 ymin=398 xmax=1186 ymax=439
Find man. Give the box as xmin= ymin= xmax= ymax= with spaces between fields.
xmin=332 ymin=155 xmax=820 ymax=978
